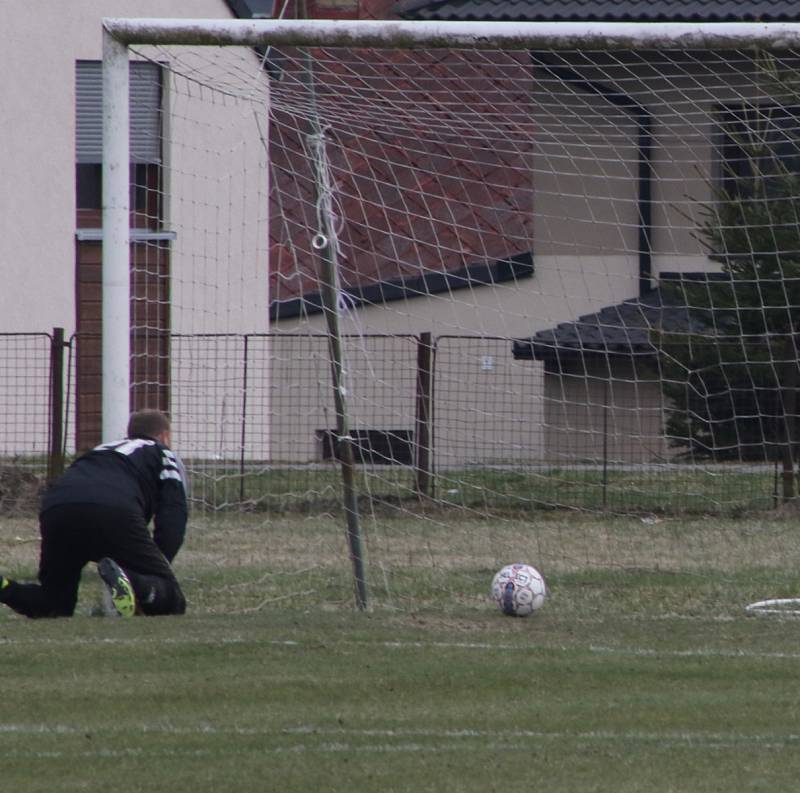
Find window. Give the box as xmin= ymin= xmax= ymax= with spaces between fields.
xmin=75 ymin=61 xmax=162 ymax=218
xmin=74 ymin=60 xmax=171 ymax=450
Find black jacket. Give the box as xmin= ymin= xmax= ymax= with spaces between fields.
xmin=41 ymin=436 xmax=188 ymax=562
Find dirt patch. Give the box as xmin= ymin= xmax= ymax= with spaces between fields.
xmin=0 ymin=465 xmax=43 ymax=517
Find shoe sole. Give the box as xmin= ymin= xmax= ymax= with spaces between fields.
xmin=97 ymin=558 xmax=137 ymax=618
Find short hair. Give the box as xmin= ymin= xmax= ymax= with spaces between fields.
xmin=127 ymin=409 xmax=171 ymax=440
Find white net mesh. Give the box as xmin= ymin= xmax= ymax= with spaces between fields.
xmin=113 ymin=34 xmax=800 ymax=608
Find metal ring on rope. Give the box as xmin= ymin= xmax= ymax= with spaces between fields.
xmin=745 ymin=598 xmax=800 ymax=615
xmin=311 ymin=233 xmax=328 ymax=251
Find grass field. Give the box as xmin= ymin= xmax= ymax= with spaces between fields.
xmin=3 ymin=507 xmax=800 ymax=792
xmin=186 ymin=462 xmax=780 ymax=515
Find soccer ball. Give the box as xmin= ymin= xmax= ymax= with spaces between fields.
xmin=490 ymin=563 xmax=547 ymax=617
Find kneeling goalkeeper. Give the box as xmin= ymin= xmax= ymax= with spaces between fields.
xmin=0 ymin=409 xmax=187 ymax=618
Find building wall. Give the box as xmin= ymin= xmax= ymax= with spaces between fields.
xmin=542 ymin=359 xmax=669 ymax=465
xmin=267 ymin=50 xmax=773 ymax=466
xmin=159 ymin=46 xmax=272 ymax=457
xmin=0 ymin=0 xmax=238 ymax=337
xmin=260 ymin=333 xmax=545 ymax=470
xmin=0 ymin=2 xmax=273 ymax=455
xmin=0 ymin=27 xmax=785 ymax=466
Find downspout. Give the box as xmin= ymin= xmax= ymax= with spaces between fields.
xmin=530 ymin=54 xmax=654 ymax=298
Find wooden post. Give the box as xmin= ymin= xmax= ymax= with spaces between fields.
xmin=415 ymin=332 xmax=433 ymax=499
xmin=48 ymin=327 xmax=66 ymax=482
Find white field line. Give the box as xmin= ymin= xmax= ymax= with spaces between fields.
xmin=0 ymin=634 xmax=798 ymax=661
xmin=1 ymin=723 xmax=799 ymax=757
xmin=380 ymin=640 xmax=800 ymax=660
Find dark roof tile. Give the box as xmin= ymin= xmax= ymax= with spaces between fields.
xmin=396 ymin=0 xmax=800 ymax=22
xmin=512 ymin=273 xmax=728 ymax=361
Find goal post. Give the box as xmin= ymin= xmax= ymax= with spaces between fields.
xmin=103 ymin=18 xmax=800 ymax=50
xmin=101 ymin=29 xmax=131 ymax=442
xmin=100 ymin=19 xmax=800 ymax=611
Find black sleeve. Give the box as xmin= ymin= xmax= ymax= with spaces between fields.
xmin=153 ymin=448 xmax=188 ymax=563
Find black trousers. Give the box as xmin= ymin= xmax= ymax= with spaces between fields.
xmin=2 ymin=503 xmax=185 ymax=618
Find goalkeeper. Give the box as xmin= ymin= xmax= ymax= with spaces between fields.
xmin=0 ymin=409 xmax=187 ymax=618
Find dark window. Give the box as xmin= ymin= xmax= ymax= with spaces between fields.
xmin=75 ymin=61 xmax=162 ymax=215
xmin=76 ymin=163 xmax=159 ymax=213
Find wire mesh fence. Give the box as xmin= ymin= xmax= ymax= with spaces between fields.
xmin=0 ymin=330 xmax=784 ymax=516
xmin=0 ymin=332 xmax=63 ymax=514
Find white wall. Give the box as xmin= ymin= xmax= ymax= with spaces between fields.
xmin=0 ymin=0 xmax=236 ymax=337
xmin=0 ymin=2 xmax=275 ymax=456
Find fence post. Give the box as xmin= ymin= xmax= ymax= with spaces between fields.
xmin=415 ymin=332 xmax=433 ymax=498
xmin=602 ymin=377 xmax=609 ymax=509
xmin=239 ymin=334 xmax=250 ymax=503
xmin=48 ymin=327 xmax=66 ymax=482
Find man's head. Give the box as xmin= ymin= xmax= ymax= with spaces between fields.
xmin=127 ymin=409 xmax=172 ymax=446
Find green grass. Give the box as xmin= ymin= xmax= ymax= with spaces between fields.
xmin=186 ymin=463 xmax=779 ymax=515
xmin=3 ymin=457 xmax=781 ymax=515
xmin=2 ymin=508 xmax=800 ymax=791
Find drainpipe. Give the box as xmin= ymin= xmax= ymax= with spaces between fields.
xmin=530 ymin=53 xmax=654 ymax=298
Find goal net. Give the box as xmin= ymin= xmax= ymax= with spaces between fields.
xmin=101 ymin=20 xmax=800 ymax=611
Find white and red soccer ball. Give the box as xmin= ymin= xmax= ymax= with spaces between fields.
xmin=490 ymin=563 xmax=547 ymax=617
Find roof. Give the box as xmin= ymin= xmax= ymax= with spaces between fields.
xmin=396 ymin=0 xmax=800 ymax=22
xmin=222 ymin=3 xmax=538 ymax=319
xmin=512 ymin=273 xmax=728 ymax=363
xmin=271 ymin=251 xmax=533 ymax=320
xmin=267 ymin=49 xmax=536 ymax=319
